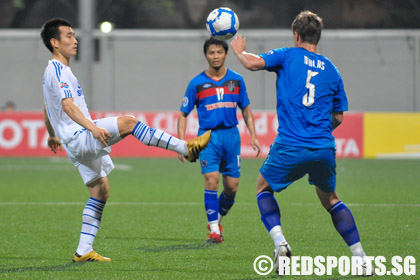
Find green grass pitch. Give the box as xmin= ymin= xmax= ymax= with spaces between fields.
xmin=0 ymin=157 xmax=419 ymax=279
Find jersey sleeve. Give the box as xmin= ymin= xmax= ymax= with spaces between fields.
xmin=237 ymin=76 xmax=250 ymax=109
xmin=50 ymin=63 xmax=74 ymax=100
xmin=332 ymin=73 xmax=349 ymax=112
xmin=180 ymin=79 xmax=197 ymax=115
xmin=259 ymin=47 xmax=288 ymax=72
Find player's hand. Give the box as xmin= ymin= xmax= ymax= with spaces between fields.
xmin=47 ymin=136 xmax=62 ymax=153
xmin=177 ymin=153 xmax=186 ymax=163
xmin=251 ymin=138 xmax=261 ymax=157
xmin=230 ymin=35 xmax=247 ymax=55
xmin=92 ymin=126 xmax=111 ymax=146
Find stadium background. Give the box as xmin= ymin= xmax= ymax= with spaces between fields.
xmin=1 ymin=0 xmax=419 ymax=159
xmin=0 ymin=1 xmax=419 ymax=279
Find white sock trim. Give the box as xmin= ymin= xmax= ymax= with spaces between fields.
xmin=349 ymin=241 xmax=366 ymax=257
xmin=208 ymin=220 xmax=220 ymax=234
xmin=270 ymin=225 xmax=286 ymax=248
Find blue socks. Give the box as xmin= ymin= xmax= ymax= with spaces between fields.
xmin=204 ymin=190 xmax=218 ymax=223
xmin=256 ymin=192 xmax=361 ymax=251
xmin=205 ymin=190 xmax=236 ymax=232
xmin=218 ymin=191 xmax=235 ymax=216
xmin=328 ymin=201 xmax=361 ymax=246
xmin=257 ymin=191 xmax=281 ymax=231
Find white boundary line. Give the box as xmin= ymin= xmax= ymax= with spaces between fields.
xmin=0 ymin=163 xmax=132 ymax=171
xmin=0 ymin=201 xmax=418 ymax=207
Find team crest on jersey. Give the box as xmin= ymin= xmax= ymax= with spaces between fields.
xmin=203 ymin=83 xmax=212 ymax=88
xmin=227 ymin=81 xmax=236 ymax=92
xmin=182 ymin=97 xmax=189 ymax=107
xmin=59 ymin=81 xmax=69 ymax=89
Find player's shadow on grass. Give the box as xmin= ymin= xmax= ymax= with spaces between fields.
xmin=137 ymin=242 xmax=217 ymax=252
xmin=104 ymin=236 xmax=228 ymax=252
xmin=0 ymin=262 xmax=87 ymax=274
xmin=105 ymin=236 xmax=203 ymax=242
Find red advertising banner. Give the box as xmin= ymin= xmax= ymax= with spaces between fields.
xmin=332 ymin=112 xmax=363 ymax=158
xmin=0 ymin=111 xmax=363 ymax=158
xmin=0 ymin=112 xmax=64 ymax=157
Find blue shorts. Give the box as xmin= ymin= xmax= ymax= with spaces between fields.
xmin=259 ymin=144 xmax=336 ymax=193
xmin=198 ymin=127 xmax=241 ymax=178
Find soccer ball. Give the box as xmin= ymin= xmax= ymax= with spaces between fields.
xmin=206 ymin=7 xmax=239 ymax=40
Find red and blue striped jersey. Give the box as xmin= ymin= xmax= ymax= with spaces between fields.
xmin=180 ymin=69 xmax=250 ymax=131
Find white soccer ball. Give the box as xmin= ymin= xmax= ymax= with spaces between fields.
xmin=206 ymin=7 xmax=239 ymax=40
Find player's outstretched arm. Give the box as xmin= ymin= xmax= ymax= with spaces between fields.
xmin=43 ymin=107 xmax=62 ymax=153
xmin=241 ymin=106 xmax=261 ymax=157
xmin=231 ymin=35 xmax=265 ymax=71
xmin=61 ymin=98 xmax=111 ymax=146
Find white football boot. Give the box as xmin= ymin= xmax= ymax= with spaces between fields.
xmin=273 ymin=242 xmax=292 ymax=275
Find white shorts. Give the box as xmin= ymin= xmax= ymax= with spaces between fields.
xmin=64 ymin=117 xmax=123 ymax=185
xmin=77 ymin=155 xmax=114 ymax=185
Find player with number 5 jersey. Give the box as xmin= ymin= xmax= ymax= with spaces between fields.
xmin=231 ymin=10 xmax=371 ymax=276
xmin=261 ymin=47 xmax=347 ymax=148
xmin=178 ymin=37 xmax=260 ymax=244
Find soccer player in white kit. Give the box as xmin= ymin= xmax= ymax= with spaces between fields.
xmin=40 ymin=18 xmax=211 ymax=262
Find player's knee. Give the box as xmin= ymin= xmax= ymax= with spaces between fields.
xmin=319 ymin=192 xmax=339 ymax=210
xmin=256 ymin=174 xmax=272 ymax=194
xmin=98 ymin=183 xmax=110 ymax=201
xmin=126 ymin=115 xmax=139 ymax=130
xmin=88 ymin=178 xmax=110 ymax=201
xmin=205 ymin=178 xmax=219 ymax=190
xmin=118 ymin=115 xmax=139 ymax=136
xmin=223 ymin=177 xmax=239 ymax=195
xmin=224 ymin=186 xmax=238 ymax=196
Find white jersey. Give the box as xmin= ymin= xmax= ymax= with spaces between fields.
xmin=43 ymin=59 xmax=91 ymax=144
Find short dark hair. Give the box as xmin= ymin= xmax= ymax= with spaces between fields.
xmin=291 ymin=11 xmax=323 ymax=45
xmin=203 ymin=37 xmax=228 ymax=54
xmin=40 ymin=18 xmax=71 ymax=53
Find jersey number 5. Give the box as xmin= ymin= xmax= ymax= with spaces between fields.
xmin=302 ymin=70 xmax=318 ymax=107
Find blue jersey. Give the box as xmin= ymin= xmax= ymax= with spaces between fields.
xmin=180 ymin=69 xmax=250 ymax=132
xmin=260 ymin=47 xmax=348 ymax=148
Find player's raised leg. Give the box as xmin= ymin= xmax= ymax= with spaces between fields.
xmin=117 ymin=115 xmax=210 ymax=162
xmin=73 ymin=176 xmax=111 ymax=262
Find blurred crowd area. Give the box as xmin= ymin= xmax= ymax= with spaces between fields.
xmin=1 ymin=0 xmax=420 ymax=29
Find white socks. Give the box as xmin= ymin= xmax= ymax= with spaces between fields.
xmin=270 ymin=225 xmax=287 ymax=248
xmin=350 ymin=242 xmax=367 ymax=257
xmin=209 ymin=221 xmax=220 ymax=234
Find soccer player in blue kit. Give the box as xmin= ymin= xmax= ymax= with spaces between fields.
xmin=177 ymin=37 xmax=261 ymax=243
xmin=231 ymin=11 xmax=371 ymax=275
